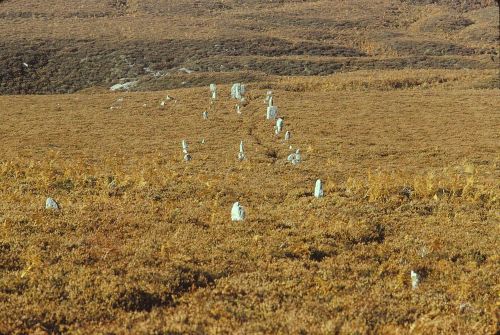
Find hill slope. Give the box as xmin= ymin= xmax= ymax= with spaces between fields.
xmin=0 ymin=0 xmax=498 ymax=93
xmin=0 ymin=72 xmax=499 ymax=333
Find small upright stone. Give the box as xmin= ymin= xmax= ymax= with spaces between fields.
xmin=160 ymin=96 xmax=173 ymax=107
xmin=236 ymin=104 xmax=241 ymax=114
xmin=288 ymin=149 xmax=302 ymax=165
xmin=265 ymin=90 xmax=273 ymax=104
xmin=294 ymin=149 xmax=301 ymax=163
xmin=275 ymin=117 xmax=284 ymax=133
xmin=284 ymin=130 xmax=291 ymax=140
xmin=265 ymin=91 xmax=273 ymax=106
xmin=45 ymin=197 xmax=59 ymax=210
xmin=231 ymin=83 xmax=245 ymax=100
xmin=238 ymin=140 xmax=245 ymax=160
xmin=202 ymin=111 xmax=208 ymax=119
xmin=314 ymin=179 xmax=324 ymax=198
xmin=210 ymin=83 xmax=217 ymax=100
xmin=411 ymin=270 xmax=420 ymax=289
xmin=231 ymin=202 xmax=245 ymax=221
xmin=182 ymin=140 xmax=188 ymax=154
xmin=266 ymin=106 xmax=277 ymax=120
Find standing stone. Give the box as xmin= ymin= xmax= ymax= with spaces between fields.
xmin=210 ymin=83 xmax=217 ymax=100
xmin=285 ymin=130 xmax=291 ymax=140
xmin=314 ymin=179 xmax=324 ymax=198
xmin=238 ymin=140 xmax=245 ymax=160
xmin=266 ymin=106 xmax=277 ymax=120
xmin=236 ymin=104 xmax=241 ymax=114
xmin=411 ymin=270 xmax=420 ymax=289
xmin=182 ymin=140 xmax=188 ymax=154
xmin=231 ymin=202 xmax=245 ymax=221
xmin=294 ymin=149 xmax=301 ymax=163
xmin=265 ymin=91 xmax=273 ymax=104
xmin=289 ymin=149 xmax=301 ymax=165
xmin=268 ymin=96 xmax=274 ymax=107
xmin=45 ymin=197 xmax=59 ymax=210
xmin=202 ymin=111 xmax=208 ymax=119
xmin=275 ymin=117 xmax=284 ymax=133
xmin=231 ymin=83 xmax=245 ymax=100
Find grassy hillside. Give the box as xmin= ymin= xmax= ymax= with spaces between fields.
xmin=0 ymin=71 xmax=499 ymax=333
xmin=1 ymin=1 xmax=498 ymax=333
xmin=0 ymin=0 xmax=498 ymax=93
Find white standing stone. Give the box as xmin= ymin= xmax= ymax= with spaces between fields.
xmin=266 ymin=106 xmax=277 ymax=120
xmin=314 ymin=179 xmax=324 ymax=198
xmin=285 ymin=130 xmax=291 ymax=140
xmin=202 ymin=111 xmax=208 ymax=119
xmin=231 ymin=202 xmax=245 ymax=221
xmin=45 ymin=197 xmax=59 ymax=210
xmin=201 ymin=138 xmax=205 ymax=144
xmin=231 ymin=83 xmax=245 ymax=100
xmin=265 ymin=91 xmax=273 ymax=104
xmin=411 ymin=270 xmax=420 ymax=289
xmin=182 ymin=140 xmax=188 ymax=153
xmin=287 ymin=149 xmax=301 ymax=164
xmin=210 ymin=83 xmax=217 ymax=99
xmin=238 ymin=140 xmax=245 ymax=160
xmin=236 ymin=104 xmax=241 ymax=114
xmin=292 ymin=149 xmax=301 ymax=165
xmin=276 ymin=117 xmax=284 ymax=133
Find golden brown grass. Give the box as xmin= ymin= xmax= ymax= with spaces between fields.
xmin=0 ymin=70 xmax=498 ymax=334
xmin=0 ymin=1 xmax=498 ymax=93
